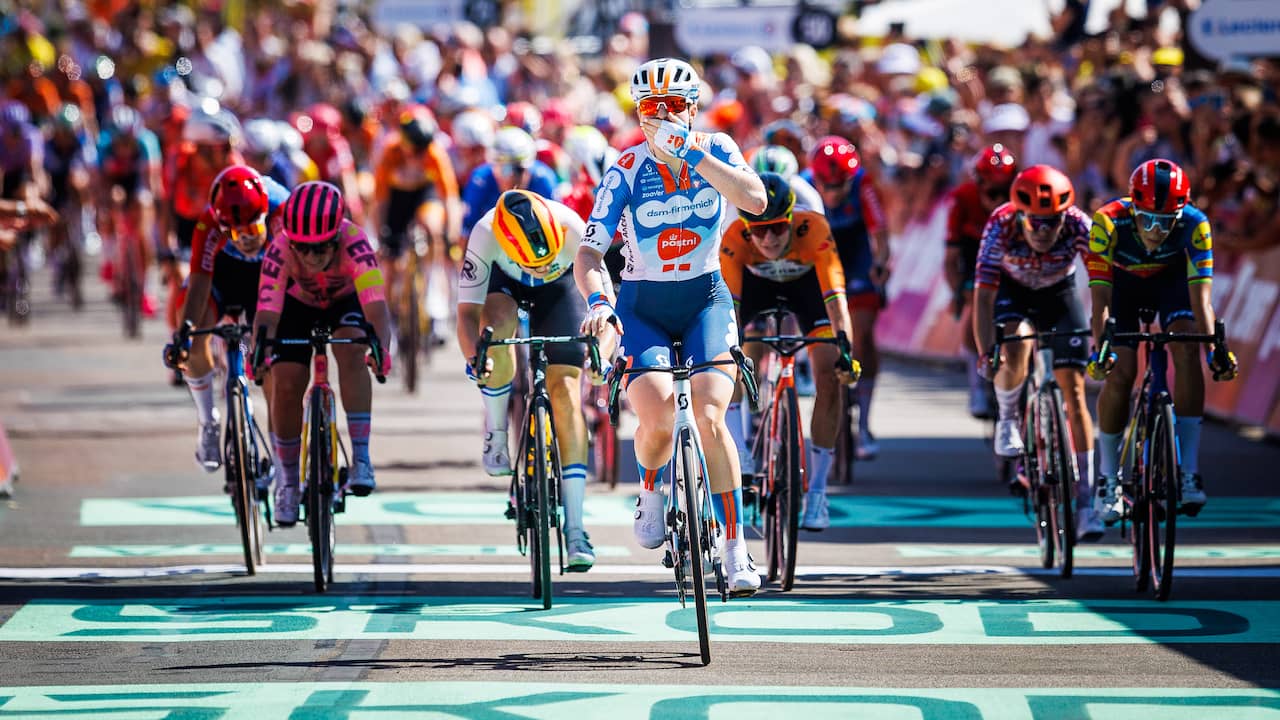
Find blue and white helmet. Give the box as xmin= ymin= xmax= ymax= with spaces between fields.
xmin=630 ymin=58 xmax=700 ymax=103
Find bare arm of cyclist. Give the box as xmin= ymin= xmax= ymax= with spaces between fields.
xmin=574 ymin=244 xmax=620 ymax=338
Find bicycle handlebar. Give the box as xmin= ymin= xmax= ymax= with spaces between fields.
xmin=471 ymin=326 xmax=603 ymax=380
xmin=179 ymin=319 xmax=252 ymax=344
xmin=254 ymin=323 xmax=387 ymax=386
xmin=989 ymin=324 xmax=1092 ymax=374
xmin=743 ymin=329 xmax=857 ymax=375
xmin=606 ymin=346 xmax=760 ymax=428
xmin=1100 ymin=315 xmax=1227 ymax=348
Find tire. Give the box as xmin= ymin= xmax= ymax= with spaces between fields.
xmin=1046 ymin=387 xmax=1076 ymax=579
xmin=308 ymin=389 xmax=334 ymax=593
xmin=227 ymin=386 xmax=258 ymax=575
xmin=513 ymin=408 xmax=538 ymax=598
xmin=400 ymin=259 xmax=422 ymax=394
xmin=1148 ymin=400 xmax=1178 ymax=600
xmin=1024 ymin=406 xmax=1053 ymax=570
xmin=533 ymin=403 xmax=554 ymax=610
xmin=1126 ymin=403 xmax=1151 ymax=593
xmin=769 ymin=386 xmax=802 ymax=591
xmin=679 ymin=429 xmax=711 ymax=666
xmin=832 ymin=386 xmax=856 ymax=485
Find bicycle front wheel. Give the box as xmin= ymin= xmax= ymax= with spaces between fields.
xmin=1046 ymin=387 xmax=1076 ymax=578
xmin=307 ymin=389 xmax=335 ymax=593
xmin=767 ymin=386 xmax=802 ymax=591
xmin=1148 ymin=400 xmax=1178 ymax=600
xmin=227 ymin=385 xmax=259 ymax=575
xmin=532 ymin=403 xmax=554 ymax=610
xmin=678 ymin=429 xmax=711 ymax=666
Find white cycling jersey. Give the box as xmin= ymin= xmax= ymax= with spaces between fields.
xmin=459 ymin=197 xmax=586 ymax=305
xmin=582 ymin=134 xmax=752 ymax=282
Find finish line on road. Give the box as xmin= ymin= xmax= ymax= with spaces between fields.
xmin=68 ymin=543 xmax=633 ymax=559
xmin=78 ymin=493 xmax=1280 ymax=528
xmin=0 ymin=683 xmax=1276 ymax=719
xmin=2 ymin=597 xmax=1279 ymax=644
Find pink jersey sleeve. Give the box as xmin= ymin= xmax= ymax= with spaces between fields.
xmin=337 ymin=221 xmax=385 ymax=307
xmin=257 ymin=233 xmax=290 ymax=315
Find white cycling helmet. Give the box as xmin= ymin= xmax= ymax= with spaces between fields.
xmin=630 ymin=57 xmax=701 ymax=102
xmin=242 ymin=118 xmax=282 ymax=155
xmin=751 ymin=145 xmax=800 ymax=180
xmin=492 ymin=126 xmax=537 ymax=169
xmin=277 ymin=121 xmax=304 ymax=152
xmin=563 ymin=125 xmax=615 ymax=184
xmin=183 ymin=101 xmax=242 ymax=145
xmin=452 ymin=110 xmax=495 ymax=149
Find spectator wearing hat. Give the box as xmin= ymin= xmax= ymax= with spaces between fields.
xmin=983 ymin=102 xmax=1030 ymax=159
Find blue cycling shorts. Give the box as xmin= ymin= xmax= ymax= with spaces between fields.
xmin=616 ymin=271 xmax=738 ymax=376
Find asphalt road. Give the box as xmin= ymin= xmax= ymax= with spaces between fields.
xmin=1 ymin=267 xmax=1278 ymax=718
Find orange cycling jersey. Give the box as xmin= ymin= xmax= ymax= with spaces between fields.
xmin=373 ymin=139 xmax=459 ymax=203
xmin=719 ymin=210 xmax=847 ymax=305
xmin=167 ymin=145 xmax=245 ymax=219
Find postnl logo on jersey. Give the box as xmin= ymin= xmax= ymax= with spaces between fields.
xmin=617 ymin=153 xmax=636 ymax=170
xmin=657 ymin=228 xmax=701 ymax=272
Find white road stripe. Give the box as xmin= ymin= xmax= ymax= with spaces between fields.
xmin=3 ymin=564 xmax=1280 ymax=579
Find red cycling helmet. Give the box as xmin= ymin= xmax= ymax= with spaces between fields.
xmin=307 ymin=103 xmax=343 ymax=133
xmin=504 ymin=101 xmax=542 ymax=136
xmin=283 ymin=181 xmax=345 ymax=244
xmin=1010 ymin=165 xmax=1075 ymax=215
xmin=1129 ymin=158 xmax=1190 ymax=214
xmin=974 ymin=143 xmax=1018 ymax=185
xmin=209 ymin=165 xmax=269 ymax=229
xmin=809 ymin=135 xmax=860 ymax=186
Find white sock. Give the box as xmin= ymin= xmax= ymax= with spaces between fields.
xmin=185 ymin=372 xmax=217 ymax=425
xmin=1175 ymin=415 xmax=1202 ymax=475
xmin=808 ymin=444 xmax=834 ymax=496
xmin=725 ymin=402 xmax=748 ymax=460
xmin=994 ymin=384 xmax=1021 ymax=421
xmin=561 ymin=463 xmax=588 ymax=534
xmin=480 ymin=383 xmax=511 ymax=433
xmin=1076 ymin=450 xmax=1094 ymax=503
xmin=1098 ymin=431 xmax=1122 ymax=478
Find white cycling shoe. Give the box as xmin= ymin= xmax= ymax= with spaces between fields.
xmin=565 ymin=529 xmax=595 ymax=572
xmin=482 ymin=431 xmax=513 ymax=477
xmin=633 ymin=488 xmax=666 ymax=549
xmin=723 ymin=538 xmax=760 ymax=597
xmin=1076 ymin=505 xmax=1105 ymax=542
xmin=274 ymin=482 xmax=301 ymax=526
xmin=347 ymin=459 xmax=375 ymax=497
xmin=994 ymin=418 xmax=1024 ymax=458
xmin=801 ymin=491 xmax=830 ymax=531
xmin=1096 ymin=475 xmax=1122 ymax=525
xmin=195 ymin=414 xmax=222 ymax=472
xmin=856 ymin=430 xmax=880 ymax=461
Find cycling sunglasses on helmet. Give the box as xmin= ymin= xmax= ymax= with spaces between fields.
xmin=637 ymin=95 xmax=691 ymax=116
xmin=1133 ymin=208 xmax=1181 ymax=233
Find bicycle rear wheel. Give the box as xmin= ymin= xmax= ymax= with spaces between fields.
xmin=1046 ymin=387 xmax=1076 ymax=578
xmin=227 ymin=385 xmax=260 ymax=575
xmin=1148 ymin=400 xmax=1178 ymax=600
xmin=678 ymin=428 xmax=711 ymax=666
xmin=532 ymin=403 xmax=555 ymax=609
xmin=307 ymin=389 xmax=335 ymax=593
xmin=400 ymin=257 xmax=423 ymax=393
xmin=767 ymin=386 xmax=802 ymax=591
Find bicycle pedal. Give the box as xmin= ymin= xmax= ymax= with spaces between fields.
xmin=1179 ymin=502 xmax=1204 ymax=518
xmin=504 ymin=503 xmax=517 ymax=520
xmin=334 ymin=497 xmax=346 ymax=514
xmin=661 ymin=550 xmax=675 ymax=569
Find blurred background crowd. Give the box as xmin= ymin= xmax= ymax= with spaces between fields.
xmin=1 ymin=0 xmax=1277 ymax=278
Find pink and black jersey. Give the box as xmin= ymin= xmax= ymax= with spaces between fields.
xmin=975 ymin=204 xmax=1091 ymax=290
xmin=257 ymin=219 xmax=386 ymax=312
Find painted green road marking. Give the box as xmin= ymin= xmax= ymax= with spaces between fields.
xmin=68 ymin=543 xmax=631 ymax=559
xmin=1 ymin=597 xmax=1277 ymax=645
xmin=79 ymin=493 xmax=1280 ymax=527
xmin=0 ymin=683 xmax=1276 ymax=720
xmin=897 ymin=545 xmax=1280 ymax=561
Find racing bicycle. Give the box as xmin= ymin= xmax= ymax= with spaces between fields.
xmin=1097 ymin=313 xmax=1232 ymax=601
xmin=608 ymin=342 xmax=758 ymax=666
xmin=474 ymin=328 xmax=602 ymax=609
xmin=175 ymin=321 xmax=274 ymax=574
xmin=743 ymin=304 xmax=856 ymax=590
xmin=989 ymin=324 xmax=1091 ymax=578
xmin=258 ymin=323 xmax=386 ymax=592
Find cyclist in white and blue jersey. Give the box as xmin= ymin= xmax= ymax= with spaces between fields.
xmin=575 ymin=57 xmax=768 ymax=597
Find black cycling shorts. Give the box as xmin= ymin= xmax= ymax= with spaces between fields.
xmin=737 ymin=268 xmax=832 ymax=337
xmin=380 ymin=185 xmax=433 ymax=259
xmin=992 ymin=274 xmax=1089 ymax=368
xmin=210 ymin=252 xmax=262 ymax=325
xmin=271 ymin=293 xmax=367 ymax=366
xmin=486 ymin=270 xmax=587 ymax=367
xmin=1108 ymin=266 xmax=1195 ymax=348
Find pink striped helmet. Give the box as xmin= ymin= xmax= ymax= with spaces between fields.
xmin=282 ymin=181 xmax=345 ymax=243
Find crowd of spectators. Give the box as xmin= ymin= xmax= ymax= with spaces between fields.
xmin=1 ymin=0 xmax=1277 ymax=249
